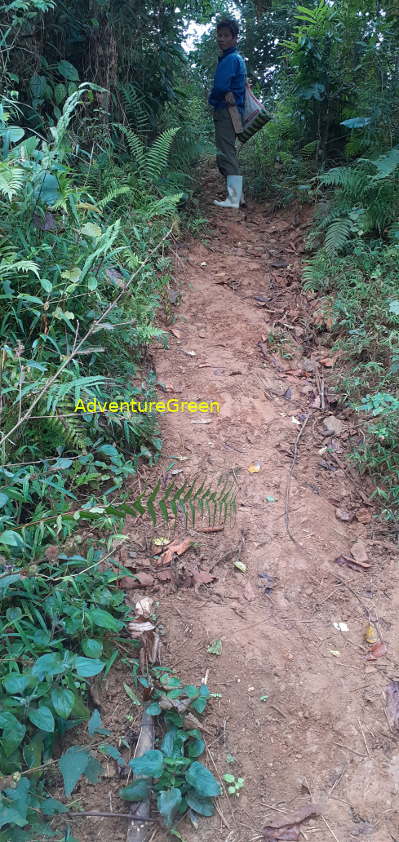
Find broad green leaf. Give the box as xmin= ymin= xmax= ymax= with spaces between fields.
xmin=98 ymin=743 xmax=125 ymax=767
xmin=0 ymin=493 xmax=9 ymax=508
xmin=3 ymin=674 xmax=33 ymax=694
xmin=32 ymin=653 xmax=64 ymax=680
xmin=61 ymin=267 xmax=81 ymax=282
xmin=57 ymin=60 xmax=79 ymax=81
xmin=34 ymin=172 xmax=60 ymax=205
xmin=89 ymin=608 xmax=123 ymax=632
xmin=82 ymin=638 xmax=103 ymax=658
xmin=54 ymin=82 xmax=67 ymax=104
xmin=157 ymin=788 xmax=182 ymax=828
xmin=129 ymin=749 xmax=164 ymax=778
xmin=41 ymin=798 xmax=69 ymax=815
xmin=87 ymin=709 xmax=110 ymax=736
xmin=341 ymin=117 xmax=371 ymax=129
xmin=81 ymin=222 xmax=102 ymax=238
xmin=186 ymin=790 xmax=215 ymax=816
xmin=0 ymin=529 xmax=24 ymax=547
xmin=51 ymin=687 xmax=75 ymax=719
xmin=88 ymin=275 xmax=98 ymax=290
xmin=389 ymin=300 xmax=399 ymax=315
xmin=59 ymin=746 xmax=90 ymax=796
xmin=74 ymin=657 xmax=105 ymax=677
xmin=0 ymin=712 xmax=26 ymax=756
xmin=119 ymin=780 xmax=150 ymax=801
xmin=84 ymin=754 xmax=103 ymax=784
xmin=187 ymin=737 xmax=205 ymax=758
xmin=0 ymin=806 xmax=27 ymax=829
xmin=185 ymin=762 xmax=221 ymax=797
xmin=28 ymin=705 xmax=55 ymax=733
xmin=145 ymin=702 xmax=161 ymax=715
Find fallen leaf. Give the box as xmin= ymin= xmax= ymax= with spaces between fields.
xmin=192 ymin=570 xmax=216 ymax=585
xmin=334 ymin=555 xmax=370 ymax=571
xmin=355 ymin=508 xmax=372 ymax=524
xmin=351 ymin=539 xmax=368 ymax=563
xmin=283 ymin=388 xmax=292 ymax=401
xmin=207 ymin=639 xmax=222 ymax=655
xmin=128 ymin=620 xmax=155 ymax=634
xmin=170 ymin=328 xmax=181 ymax=339
xmin=197 ymin=526 xmax=224 ymax=533
xmin=153 ymin=537 xmax=170 ymax=547
xmin=234 ymin=560 xmax=247 ymax=573
xmin=159 ymin=536 xmax=192 ymax=566
xmin=365 ymin=624 xmax=378 ymax=644
xmin=333 ymin=621 xmax=349 ymax=632
xmin=319 ymin=354 xmax=339 ymax=368
xmin=335 ymin=508 xmax=354 ymax=523
xmin=157 ymin=569 xmax=172 ymax=581
xmin=135 ymin=597 xmax=154 ymax=617
xmin=263 ymin=804 xmax=321 ymax=841
xmin=367 ymin=641 xmax=387 ymax=660
xmin=385 ymin=680 xmax=399 ymax=729
xmin=248 ymin=461 xmax=261 ymax=473
xmin=291 ymin=417 xmax=300 ymax=425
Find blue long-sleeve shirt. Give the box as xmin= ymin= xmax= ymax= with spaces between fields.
xmin=208 ymin=47 xmax=246 ymax=114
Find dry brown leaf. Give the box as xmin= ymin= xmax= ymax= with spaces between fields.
xmin=334 ymin=555 xmax=370 ymax=571
xmin=367 ymin=641 xmax=387 ymax=660
xmin=44 ymin=545 xmax=59 ymax=561
xmin=170 ymin=328 xmax=181 ymax=339
xmin=135 ymin=597 xmax=154 ymax=617
xmin=192 ymin=569 xmax=216 ymax=585
xmin=263 ymin=804 xmax=321 ymax=841
xmin=355 ymin=507 xmax=372 ymax=524
xmin=128 ymin=620 xmax=155 ymax=634
xmin=319 ymin=354 xmax=339 ymax=368
xmin=157 ymin=569 xmax=172 ymax=581
xmin=248 ymin=461 xmax=261 ymax=474
xmin=159 ymin=536 xmax=192 ymax=566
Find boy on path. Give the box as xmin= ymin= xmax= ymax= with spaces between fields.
xmin=208 ymin=18 xmax=246 ymax=208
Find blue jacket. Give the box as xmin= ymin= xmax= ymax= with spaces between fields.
xmin=208 ymin=47 xmax=246 ymax=114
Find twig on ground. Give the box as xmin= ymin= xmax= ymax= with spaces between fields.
xmin=322 ymin=815 xmax=341 ymax=842
xmin=357 ymin=718 xmax=371 ymax=757
xmin=67 ymin=812 xmax=155 ymax=821
xmin=284 ymin=413 xmax=311 ymax=543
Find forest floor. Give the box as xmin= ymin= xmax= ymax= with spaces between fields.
xmin=71 ymin=165 xmax=399 ymax=842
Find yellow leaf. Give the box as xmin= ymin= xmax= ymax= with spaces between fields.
xmin=365 ymin=623 xmax=378 ymax=644
xmin=234 ymin=560 xmax=246 ymax=573
xmin=153 ymin=537 xmax=170 ymax=547
xmin=247 ymin=462 xmax=261 ymax=474
xmin=77 ymin=202 xmax=102 ymax=213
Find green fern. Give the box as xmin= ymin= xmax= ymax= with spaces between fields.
xmin=97 ymin=184 xmax=131 ymax=210
xmin=325 ymin=218 xmax=353 ymax=255
xmin=116 ymin=124 xmax=146 ymax=171
xmin=0 ymin=161 xmax=25 ymax=200
xmin=118 ymin=83 xmax=151 ymax=136
xmin=144 ymin=127 xmax=180 ymax=183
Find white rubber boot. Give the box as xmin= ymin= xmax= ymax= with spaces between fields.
xmin=214 ymin=175 xmax=243 ymax=209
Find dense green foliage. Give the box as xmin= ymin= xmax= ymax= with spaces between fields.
xmin=1 ymin=0 xmax=399 ymax=837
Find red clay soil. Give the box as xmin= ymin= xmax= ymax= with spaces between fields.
xmin=70 ymin=166 xmax=399 ymax=842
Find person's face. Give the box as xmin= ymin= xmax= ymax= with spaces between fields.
xmin=217 ymin=27 xmax=236 ymax=52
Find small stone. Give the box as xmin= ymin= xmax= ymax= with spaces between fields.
xmin=351 ymin=539 xmax=368 ymax=563
xmin=323 ymin=415 xmax=345 ymax=436
xmin=335 ymin=508 xmax=355 ymax=522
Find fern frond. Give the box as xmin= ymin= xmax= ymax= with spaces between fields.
xmin=145 ymin=127 xmax=180 ymax=184
xmin=325 ymin=218 xmax=352 ymax=255
xmin=0 ymin=258 xmax=40 ymax=276
xmin=115 ymin=124 xmax=146 ymax=170
xmin=144 ymin=194 xmax=182 ymax=220
xmin=0 ymin=162 xmax=25 ymax=200
xmin=98 ymin=184 xmax=130 ymax=210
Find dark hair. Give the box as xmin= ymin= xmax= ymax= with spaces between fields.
xmin=216 ymin=18 xmax=239 ymax=37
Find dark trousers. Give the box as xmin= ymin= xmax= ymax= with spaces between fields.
xmin=213 ymin=107 xmax=240 ymax=177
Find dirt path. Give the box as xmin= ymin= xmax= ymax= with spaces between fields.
xmin=75 ymin=167 xmax=399 ymax=842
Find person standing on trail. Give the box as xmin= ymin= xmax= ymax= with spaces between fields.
xmin=208 ymin=18 xmax=246 ymax=209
